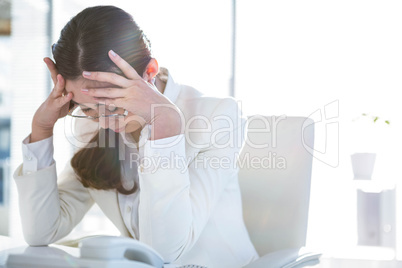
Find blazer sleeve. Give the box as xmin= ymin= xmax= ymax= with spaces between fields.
xmin=137 ymin=97 xmax=246 ymax=262
xmin=14 ymin=161 xmax=94 ymax=246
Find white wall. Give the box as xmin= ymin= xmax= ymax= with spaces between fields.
xmin=235 ymin=0 xmax=402 ymax=254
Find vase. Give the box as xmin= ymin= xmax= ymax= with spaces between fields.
xmin=351 ymin=153 xmax=376 ymax=180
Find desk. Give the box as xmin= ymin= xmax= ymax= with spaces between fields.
xmin=302 ymin=246 xmax=402 ymax=268
xmin=3 ymin=236 xmax=402 ymax=268
xmin=313 ymin=258 xmax=402 ymax=268
xmin=0 ymin=236 xmax=190 ymax=268
xmin=0 ymin=236 xmax=80 ymax=268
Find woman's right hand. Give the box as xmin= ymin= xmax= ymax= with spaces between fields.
xmin=30 ymin=57 xmax=73 ymax=143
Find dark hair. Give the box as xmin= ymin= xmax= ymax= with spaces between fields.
xmin=53 ymin=6 xmax=152 ymax=194
xmin=70 ymin=128 xmax=135 ymax=195
xmin=53 ymin=5 xmax=152 ymax=79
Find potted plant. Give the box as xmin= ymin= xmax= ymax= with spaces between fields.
xmin=351 ymin=114 xmax=390 ymax=180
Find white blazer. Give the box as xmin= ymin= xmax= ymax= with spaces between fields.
xmin=13 ymin=69 xmax=259 ymax=268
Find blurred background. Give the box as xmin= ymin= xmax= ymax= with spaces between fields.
xmin=1 ymin=0 xmax=402 ymax=261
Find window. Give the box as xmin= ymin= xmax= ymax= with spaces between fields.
xmin=0 ymin=119 xmax=10 ymax=159
xmin=0 ymin=119 xmax=10 ymax=206
xmin=0 ymin=166 xmax=3 ymax=204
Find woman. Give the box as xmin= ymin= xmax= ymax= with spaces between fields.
xmin=14 ymin=5 xmax=258 ymax=267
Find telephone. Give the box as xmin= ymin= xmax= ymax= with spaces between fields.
xmin=243 ymin=247 xmax=322 ymax=268
xmin=6 ymin=236 xmax=165 ymax=268
xmin=79 ymin=236 xmax=165 ymax=268
xmin=5 ymin=236 xmax=319 ymax=268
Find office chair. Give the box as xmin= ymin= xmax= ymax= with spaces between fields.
xmin=238 ymin=116 xmax=317 ymax=267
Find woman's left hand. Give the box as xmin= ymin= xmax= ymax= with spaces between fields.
xmin=81 ymin=50 xmax=183 ymax=140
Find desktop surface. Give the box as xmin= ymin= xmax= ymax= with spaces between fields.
xmin=3 ymin=236 xmax=402 ymax=268
xmin=0 ymin=236 xmax=199 ymax=268
xmin=0 ymin=236 xmax=81 ymax=268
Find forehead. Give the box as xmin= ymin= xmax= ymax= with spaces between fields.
xmin=65 ymin=78 xmax=116 ymax=104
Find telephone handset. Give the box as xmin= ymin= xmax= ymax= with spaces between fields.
xmin=79 ymin=236 xmax=164 ymax=268
xmin=6 ymin=236 xmax=165 ymax=268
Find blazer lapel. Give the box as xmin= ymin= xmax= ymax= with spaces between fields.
xmin=89 ymin=188 xmax=133 ymax=238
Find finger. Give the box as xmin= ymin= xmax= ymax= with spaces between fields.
xmin=51 ymin=74 xmax=65 ymax=98
xmin=82 ymin=71 xmax=130 ymax=87
xmin=81 ymin=87 xmax=126 ymax=99
xmin=55 ymin=74 xmax=65 ymax=93
xmin=96 ymin=97 xmax=125 ymax=107
xmin=44 ymin=57 xmax=58 ymax=85
xmin=108 ymin=50 xmax=142 ymax=80
xmin=56 ymin=92 xmax=73 ymax=107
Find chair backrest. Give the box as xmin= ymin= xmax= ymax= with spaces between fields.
xmin=238 ymin=116 xmax=315 ymax=256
